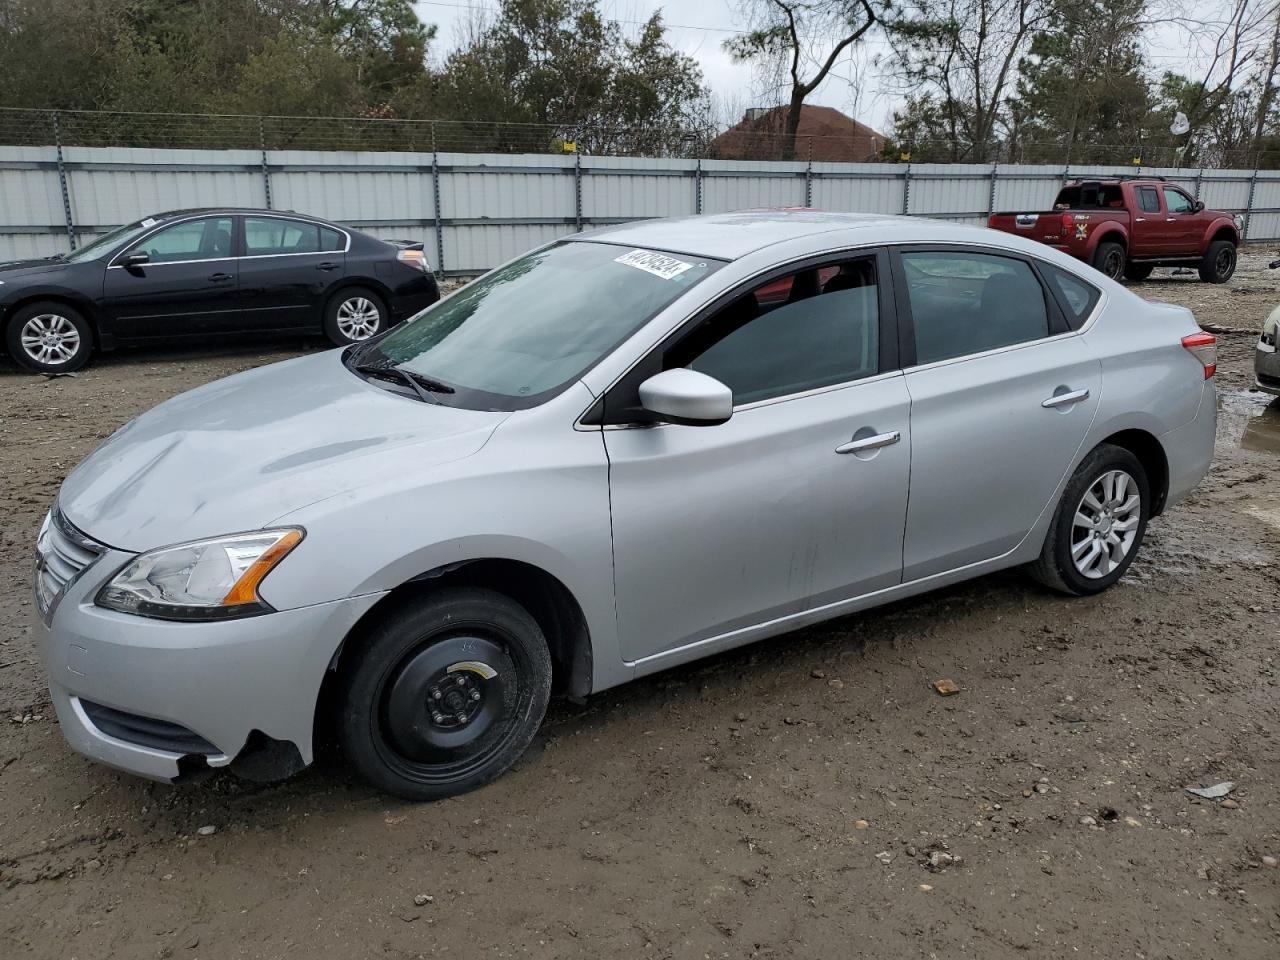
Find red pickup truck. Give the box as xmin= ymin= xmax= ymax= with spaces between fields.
xmin=988 ymin=177 xmax=1242 ymax=283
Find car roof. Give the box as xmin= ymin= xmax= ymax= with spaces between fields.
xmin=574 ymin=209 xmax=1042 ymax=261
xmin=147 ymin=207 xmax=338 ymax=225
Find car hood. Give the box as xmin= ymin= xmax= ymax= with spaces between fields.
xmin=0 ymin=257 xmax=72 ymax=279
xmin=58 ymin=351 xmax=507 ymax=552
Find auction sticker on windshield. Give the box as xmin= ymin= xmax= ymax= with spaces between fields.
xmin=614 ymin=249 xmax=695 ymax=280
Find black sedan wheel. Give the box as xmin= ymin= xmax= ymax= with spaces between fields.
xmin=338 ymin=588 xmax=552 ymax=800
xmin=324 ymin=287 xmax=387 ymax=346
xmin=6 ymin=301 xmax=92 ymax=373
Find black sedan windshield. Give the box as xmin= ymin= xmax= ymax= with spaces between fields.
xmin=65 ymin=219 xmax=163 ymax=263
xmin=353 ymin=241 xmax=722 ymax=408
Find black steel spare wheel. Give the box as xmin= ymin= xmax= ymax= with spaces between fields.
xmin=339 ymin=587 xmax=552 ymax=800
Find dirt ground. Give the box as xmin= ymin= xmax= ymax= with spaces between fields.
xmin=1 ymin=253 xmax=1279 ymax=960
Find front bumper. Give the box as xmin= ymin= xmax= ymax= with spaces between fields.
xmin=1255 ymin=343 xmax=1280 ymax=395
xmin=37 ymin=543 xmax=384 ymax=782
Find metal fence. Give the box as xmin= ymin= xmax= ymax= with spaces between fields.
xmin=4 ymin=141 xmax=1279 ymax=274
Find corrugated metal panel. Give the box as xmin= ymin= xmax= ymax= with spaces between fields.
xmin=442 ymin=223 xmax=571 ymax=273
xmin=701 ymin=159 xmax=806 ymax=212
xmin=908 ymin=164 xmax=991 ymax=216
xmin=6 ymin=145 xmax=1280 ymax=271
xmin=581 ymin=157 xmax=697 ymax=218
xmin=810 ymin=163 xmax=904 ymax=214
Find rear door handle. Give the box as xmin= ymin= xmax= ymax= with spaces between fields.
xmin=1042 ymin=387 xmax=1090 ymax=408
xmin=316 ymin=261 xmax=339 ymax=272
xmin=836 ymin=430 xmax=901 ymax=454
xmin=208 ymin=272 xmax=234 ymax=282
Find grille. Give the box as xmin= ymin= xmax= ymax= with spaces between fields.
xmin=34 ymin=508 xmax=104 ymax=621
xmin=80 ymin=700 xmax=219 ymax=755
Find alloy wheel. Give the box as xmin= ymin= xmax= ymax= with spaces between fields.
xmin=1070 ymin=469 xmax=1142 ymax=579
xmin=20 ymin=313 xmax=81 ymax=366
xmin=336 ymin=297 xmax=381 ymax=340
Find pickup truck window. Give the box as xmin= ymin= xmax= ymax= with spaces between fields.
xmin=1137 ymin=188 xmax=1160 ymax=213
xmin=1054 ymin=183 xmax=1124 ymax=209
xmin=1164 ymin=189 xmax=1194 ymax=214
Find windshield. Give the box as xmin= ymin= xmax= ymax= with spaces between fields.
xmin=64 ymin=219 xmax=165 ymax=263
xmin=353 ymin=241 xmax=723 ymax=408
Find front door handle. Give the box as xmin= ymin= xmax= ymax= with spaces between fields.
xmin=836 ymin=430 xmax=901 ymax=455
xmin=208 ymin=272 xmax=234 ymax=282
xmin=316 ymin=261 xmax=339 ymax=272
xmin=1042 ymin=387 xmax=1090 ymax=408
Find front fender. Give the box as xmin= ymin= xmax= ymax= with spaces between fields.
xmin=1199 ymin=217 xmax=1241 ymax=254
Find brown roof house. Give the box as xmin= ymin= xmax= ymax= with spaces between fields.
xmin=708 ymin=105 xmax=886 ymax=162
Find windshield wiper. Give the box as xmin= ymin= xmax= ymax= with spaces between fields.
xmin=353 ymin=362 xmax=455 ymax=401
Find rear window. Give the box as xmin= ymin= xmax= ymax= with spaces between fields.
xmin=1055 ymin=183 xmax=1124 ymax=210
xmin=1042 ymin=264 xmax=1101 ymax=328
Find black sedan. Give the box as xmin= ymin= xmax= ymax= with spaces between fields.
xmin=0 ymin=208 xmax=439 ymax=372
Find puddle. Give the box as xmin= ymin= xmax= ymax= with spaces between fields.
xmin=1217 ymin=389 xmax=1280 ymax=455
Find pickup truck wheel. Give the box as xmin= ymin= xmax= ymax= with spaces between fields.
xmin=1123 ymin=263 xmax=1154 ymax=282
xmin=338 ymin=587 xmax=552 ymax=801
xmin=1092 ymin=242 xmax=1126 ymax=281
xmin=1198 ymin=240 xmax=1236 ymax=284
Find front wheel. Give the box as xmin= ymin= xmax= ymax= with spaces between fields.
xmin=338 ymin=588 xmax=552 ymax=800
xmin=324 ymin=287 xmax=387 ymax=347
xmin=1029 ymin=444 xmax=1149 ymax=596
xmin=1092 ymin=242 xmax=1126 ymax=281
xmin=1198 ymin=240 xmax=1236 ymax=283
xmin=6 ymin=301 xmax=93 ymax=373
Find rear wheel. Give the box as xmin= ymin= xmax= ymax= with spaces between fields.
xmin=338 ymin=588 xmax=552 ymax=800
xmin=1123 ymin=263 xmax=1154 ymax=282
xmin=1092 ymin=241 xmax=1126 ymax=281
xmin=1029 ymin=444 xmax=1149 ymax=596
xmin=1198 ymin=240 xmax=1236 ymax=283
xmin=324 ymin=287 xmax=386 ymax=347
xmin=5 ymin=301 xmax=92 ymax=373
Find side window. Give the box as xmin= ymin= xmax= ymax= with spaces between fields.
xmin=1137 ymin=187 xmax=1160 ymax=213
xmin=128 ymin=217 xmax=233 ymax=264
xmin=320 ymin=226 xmax=345 ymax=252
xmin=1042 ymin=264 xmax=1101 ymax=329
xmin=901 ymin=251 xmax=1049 ymax=365
xmin=1164 ymin=188 xmax=1194 ymax=214
xmin=244 ymin=217 xmax=320 ymax=256
xmin=667 ymin=257 xmax=880 ymax=405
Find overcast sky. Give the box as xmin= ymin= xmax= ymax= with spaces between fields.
xmin=412 ymin=0 xmax=1241 ymax=136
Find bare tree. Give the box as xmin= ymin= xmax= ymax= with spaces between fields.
xmin=881 ymin=0 xmax=1053 ymax=161
xmin=723 ymin=1 xmax=877 ymax=160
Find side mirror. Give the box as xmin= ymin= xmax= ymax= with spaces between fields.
xmin=1194 ymin=200 xmax=1205 ymax=212
xmin=120 ymin=251 xmax=150 ymax=267
xmin=637 ymin=368 xmax=733 ymax=426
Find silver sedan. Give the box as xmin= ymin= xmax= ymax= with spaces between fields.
xmin=36 ymin=211 xmax=1217 ymax=800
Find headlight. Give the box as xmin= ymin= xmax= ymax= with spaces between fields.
xmin=96 ymin=528 xmax=303 ymax=621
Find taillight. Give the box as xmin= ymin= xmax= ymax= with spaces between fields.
xmin=397 ymin=248 xmax=428 ymax=273
xmin=1181 ymin=332 xmax=1217 ymax=379
xmin=1060 ymin=212 xmax=1073 ymax=234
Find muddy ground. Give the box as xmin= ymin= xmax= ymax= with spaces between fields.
xmin=1 ymin=253 xmax=1278 ymax=960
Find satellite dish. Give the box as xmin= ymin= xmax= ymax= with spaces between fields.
xmin=1171 ymin=112 xmax=1190 ymax=136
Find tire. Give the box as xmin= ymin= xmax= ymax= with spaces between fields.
xmin=1092 ymin=241 xmax=1126 ymax=281
xmin=323 ymin=287 xmax=387 ymax=347
xmin=338 ymin=587 xmax=553 ymax=801
xmin=1028 ymin=444 xmax=1150 ymax=597
xmin=5 ymin=300 xmax=92 ymax=373
xmin=1198 ymin=240 xmax=1236 ymax=283
xmin=1123 ymin=263 xmax=1154 ymax=282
